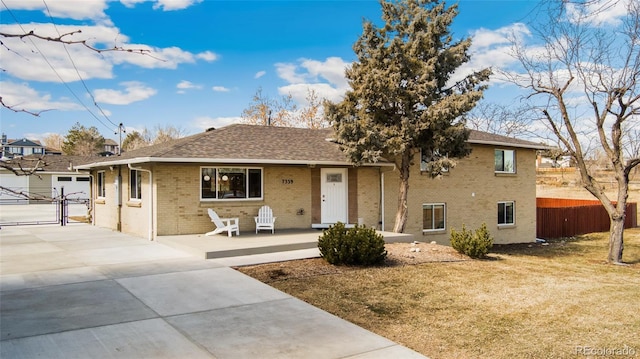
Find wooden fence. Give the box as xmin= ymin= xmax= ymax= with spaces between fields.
xmin=536 ymin=198 xmax=638 ymax=239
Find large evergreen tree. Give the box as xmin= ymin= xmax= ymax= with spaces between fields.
xmin=61 ymin=122 xmax=105 ymax=156
xmin=326 ymin=0 xmax=490 ymax=232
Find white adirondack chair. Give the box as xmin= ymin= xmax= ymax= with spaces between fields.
xmin=206 ymin=208 xmax=240 ymax=237
xmin=254 ymin=205 xmax=276 ymax=234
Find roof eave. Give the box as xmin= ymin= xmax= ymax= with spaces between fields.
xmin=468 ymin=139 xmax=553 ymax=150
xmin=75 ymin=157 xmax=394 ymax=169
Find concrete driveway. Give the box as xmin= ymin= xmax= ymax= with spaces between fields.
xmin=0 ymin=224 xmax=426 ymax=358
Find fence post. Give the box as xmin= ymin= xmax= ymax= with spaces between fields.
xmin=60 ymin=187 xmax=66 ymax=226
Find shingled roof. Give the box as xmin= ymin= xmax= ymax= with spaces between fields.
xmin=2 ymin=155 xmax=100 ymax=173
xmin=75 ymin=124 xmax=548 ymax=169
xmin=468 ymin=130 xmax=549 ymax=149
xmin=77 ymin=124 xmax=357 ymax=168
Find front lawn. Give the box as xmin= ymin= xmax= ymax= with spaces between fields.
xmin=238 ymin=229 xmax=640 ymax=358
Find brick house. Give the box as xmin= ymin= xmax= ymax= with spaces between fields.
xmin=76 ymin=124 xmax=546 ymax=244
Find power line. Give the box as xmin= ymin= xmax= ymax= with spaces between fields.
xmin=0 ymin=0 xmax=115 ymax=133
xmin=41 ymin=0 xmax=119 ymax=129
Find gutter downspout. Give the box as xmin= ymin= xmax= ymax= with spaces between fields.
xmin=128 ymin=164 xmax=154 ymax=241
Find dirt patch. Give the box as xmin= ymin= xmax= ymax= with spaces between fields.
xmin=384 ymin=241 xmax=469 ymax=265
xmin=236 ymin=241 xmax=468 ymax=283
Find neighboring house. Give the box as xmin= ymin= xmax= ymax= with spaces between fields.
xmin=536 ymin=154 xmax=572 ymax=168
xmin=76 ymin=124 xmax=547 ymax=244
xmin=103 ymin=139 xmax=120 ymax=156
xmin=0 ymin=155 xmax=95 ymax=203
xmin=1 ymin=134 xmax=45 ymax=159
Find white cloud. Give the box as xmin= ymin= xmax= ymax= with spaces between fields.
xmin=446 ymin=23 xmax=533 ymax=85
xmin=0 ymin=22 xmax=219 ymax=82
xmin=196 ymin=51 xmax=218 ymax=62
xmin=276 ymin=63 xmax=307 ymax=84
xmin=1 ymin=0 xmax=109 ymax=21
xmin=278 ymin=83 xmax=345 ymax=105
xmin=0 ymin=23 xmax=120 ymax=82
xmin=566 ymin=0 xmax=631 ymax=26
xmin=93 ymin=81 xmax=157 ymax=105
xmin=120 ymin=0 xmax=146 ymax=8
xmin=191 ymin=116 xmax=241 ymax=132
xmin=276 ymin=57 xmax=350 ymax=89
xmin=109 ymin=46 xmax=218 ymax=69
xmin=176 ymin=80 xmax=202 ymax=91
xmin=471 ymin=23 xmax=529 ymax=49
xmin=212 ymin=86 xmax=230 ymax=92
xmin=0 ymin=81 xmax=82 ymax=112
xmin=153 ymin=0 xmax=203 ymax=11
xmin=254 ymin=71 xmax=266 ymax=79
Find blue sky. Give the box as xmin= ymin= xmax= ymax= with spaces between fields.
xmin=1 ymin=0 xmax=550 ymax=143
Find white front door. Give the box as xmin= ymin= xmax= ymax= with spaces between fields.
xmin=321 ymin=168 xmax=348 ymax=224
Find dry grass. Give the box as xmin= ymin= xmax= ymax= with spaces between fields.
xmin=238 ymin=229 xmax=640 ymax=359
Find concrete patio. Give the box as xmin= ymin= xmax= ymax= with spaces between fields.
xmin=0 ymin=224 xmax=426 ymax=358
xmin=157 ymin=228 xmax=414 ymax=262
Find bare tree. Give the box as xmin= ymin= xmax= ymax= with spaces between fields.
xmin=241 ymin=87 xmax=297 ymax=127
xmin=464 ymin=102 xmax=536 ymax=138
xmin=42 ymin=133 xmax=64 ymax=151
xmin=300 ymin=88 xmax=330 ymax=129
xmin=241 ymin=87 xmax=331 ymax=128
xmin=506 ymin=0 xmax=640 ymax=264
xmin=150 ymin=125 xmax=187 ymax=145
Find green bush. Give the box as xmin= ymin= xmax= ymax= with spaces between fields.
xmin=318 ymin=222 xmax=387 ymax=266
xmin=450 ymin=223 xmax=493 ymax=259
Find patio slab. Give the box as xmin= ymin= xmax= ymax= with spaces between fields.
xmin=0 ymin=280 xmax=157 ymax=340
xmin=166 ymin=297 xmax=402 ymax=359
xmin=116 ymin=267 xmax=290 ymax=316
xmin=0 ymin=319 xmax=213 ymax=359
xmin=158 ymin=229 xmax=414 ymax=260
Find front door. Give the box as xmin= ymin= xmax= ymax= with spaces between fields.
xmin=321 ymin=168 xmax=348 ymax=224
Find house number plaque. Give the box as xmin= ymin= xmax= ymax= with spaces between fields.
xmin=282 ymin=179 xmax=294 ymax=184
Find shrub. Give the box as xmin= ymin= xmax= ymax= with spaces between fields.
xmin=318 ymin=222 xmax=387 ymax=266
xmin=450 ymin=223 xmax=493 ymax=258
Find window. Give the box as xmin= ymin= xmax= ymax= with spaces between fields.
xmin=57 ymin=176 xmax=72 ymax=182
xmin=130 ymin=169 xmax=142 ymax=200
xmin=423 ymin=203 xmax=446 ymax=231
xmin=495 ymin=149 xmax=516 ymax=173
xmin=97 ymin=171 xmax=105 ymax=198
xmin=498 ymin=201 xmax=515 ymax=225
xmin=201 ymin=167 xmax=262 ymax=200
xmin=76 ymin=177 xmax=90 ymax=182
xmin=420 ymin=149 xmax=448 ymax=173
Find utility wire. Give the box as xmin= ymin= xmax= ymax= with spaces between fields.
xmin=1 ymin=0 xmax=114 ymax=132
xmin=42 ymin=0 xmax=118 ymax=129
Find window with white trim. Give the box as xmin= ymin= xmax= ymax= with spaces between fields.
xmin=130 ymin=169 xmax=142 ymax=200
xmin=495 ymin=149 xmax=516 ymax=173
xmin=498 ymin=201 xmax=515 ymax=225
xmin=423 ymin=203 xmax=446 ymax=231
xmin=201 ymin=167 xmax=263 ymax=200
xmin=97 ymin=171 xmax=105 ymax=198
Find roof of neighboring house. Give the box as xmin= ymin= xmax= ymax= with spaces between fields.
xmin=75 ymin=124 xmax=549 ymax=169
xmin=4 ymin=139 xmax=43 ymax=147
xmin=1 ymin=155 xmax=100 ymax=173
xmin=104 ymin=139 xmax=119 ymax=146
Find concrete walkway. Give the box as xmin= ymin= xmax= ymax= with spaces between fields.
xmin=0 ymin=224 xmax=426 ymax=358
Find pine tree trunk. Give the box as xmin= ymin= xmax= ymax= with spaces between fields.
xmin=608 ymin=216 xmax=625 ymax=264
xmin=393 ymin=152 xmax=411 ymax=233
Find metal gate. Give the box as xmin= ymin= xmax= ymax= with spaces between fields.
xmin=0 ymin=192 xmax=90 ymax=227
